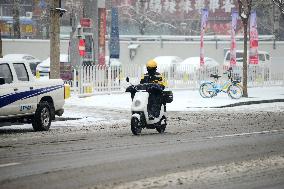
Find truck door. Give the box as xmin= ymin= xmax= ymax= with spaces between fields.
xmin=12 ymin=63 xmax=37 ymax=114
xmin=0 ymin=63 xmax=18 ymax=116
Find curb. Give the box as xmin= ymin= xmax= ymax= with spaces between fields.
xmin=187 ymin=99 xmax=284 ymax=109
xmin=215 ymin=99 xmax=284 ymax=108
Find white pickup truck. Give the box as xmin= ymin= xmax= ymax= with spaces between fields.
xmin=0 ymin=57 xmax=66 ymax=131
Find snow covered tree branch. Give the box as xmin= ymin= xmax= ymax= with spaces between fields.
xmin=271 ymin=0 xmax=284 ymax=15
xmin=238 ymin=0 xmax=253 ymax=20
xmin=117 ymin=4 xmax=177 ymax=35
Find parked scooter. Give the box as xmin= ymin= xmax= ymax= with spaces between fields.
xmin=125 ymin=77 xmax=173 ymax=135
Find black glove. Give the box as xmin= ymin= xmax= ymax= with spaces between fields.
xmin=147 ymin=84 xmax=163 ymax=93
xmin=125 ymin=85 xmax=136 ymax=93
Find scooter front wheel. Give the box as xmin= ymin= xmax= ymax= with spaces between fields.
xmin=156 ymin=125 xmax=166 ymax=133
xmin=156 ymin=117 xmax=167 ymax=133
xmin=131 ymin=117 xmax=142 ymax=135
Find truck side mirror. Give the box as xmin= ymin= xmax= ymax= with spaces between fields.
xmin=126 ymin=77 xmax=129 ymax=82
xmin=0 ymin=77 xmax=5 ymax=85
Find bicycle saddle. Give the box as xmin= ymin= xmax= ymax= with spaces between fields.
xmin=210 ymin=74 xmax=221 ymax=79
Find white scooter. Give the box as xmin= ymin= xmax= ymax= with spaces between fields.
xmin=125 ymin=77 xmax=173 ymax=135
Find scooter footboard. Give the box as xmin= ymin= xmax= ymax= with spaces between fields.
xmin=131 ymin=113 xmax=141 ymax=120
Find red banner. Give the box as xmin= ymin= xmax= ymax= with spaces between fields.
xmin=98 ymin=8 xmax=106 ymax=66
xmin=200 ymin=8 xmax=208 ymax=66
xmin=249 ymin=11 xmax=258 ymax=64
xmin=230 ymin=10 xmax=238 ymax=66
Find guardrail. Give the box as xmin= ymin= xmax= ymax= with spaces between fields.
xmin=67 ymin=64 xmax=284 ymax=95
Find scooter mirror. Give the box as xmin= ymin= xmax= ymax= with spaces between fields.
xmin=126 ymin=77 xmax=129 ymax=82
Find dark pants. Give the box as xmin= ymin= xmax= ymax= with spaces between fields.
xmin=148 ymin=92 xmax=162 ymax=118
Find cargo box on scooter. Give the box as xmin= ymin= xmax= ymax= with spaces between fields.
xmin=163 ymin=90 xmax=173 ymax=103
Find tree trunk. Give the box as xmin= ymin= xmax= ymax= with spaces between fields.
xmin=50 ymin=0 xmax=60 ymax=79
xmin=139 ymin=21 xmax=146 ymax=35
xmin=243 ymin=20 xmax=248 ymax=97
xmin=13 ymin=0 xmax=21 ymax=39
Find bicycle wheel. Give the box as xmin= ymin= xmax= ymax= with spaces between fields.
xmin=228 ymin=84 xmax=243 ymax=99
xmin=199 ymin=83 xmax=215 ymax=98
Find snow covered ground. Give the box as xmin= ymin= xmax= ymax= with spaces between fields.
xmin=61 ymin=86 xmax=284 ymax=127
xmin=66 ymin=86 xmax=284 ymax=112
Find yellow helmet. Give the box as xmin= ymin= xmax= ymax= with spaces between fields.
xmin=146 ymin=59 xmax=157 ymax=68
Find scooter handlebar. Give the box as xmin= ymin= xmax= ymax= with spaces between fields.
xmin=125 ymin=83 xmax=163 ymax=93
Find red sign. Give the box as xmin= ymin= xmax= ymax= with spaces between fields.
xmin=230 ymin=11 xmax=238 ymax=66
xmin=78 ymin=39 xmax=85 ymax=57
xmin=200 ymin=9 xmax=208 ymax=66
xmin=80 ymin=18 xmax=91 ymax=28
xmin=249 ymin=11 xmax=258 ymax=64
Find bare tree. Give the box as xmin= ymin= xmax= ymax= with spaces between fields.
xmin=238 ymin=0 xmax=253 ymax=98
xmin=253 ymin=0 xmax=284 ymax=40
xmin=272 ymin=0 xmax=284 ymax=14
xmin=117 ymin=4 xmax=177 ymax=35
xmin=271 ymin=0 xmax=284 ymax=40
xmin=12 ymin=0 xmax=21 ymax=38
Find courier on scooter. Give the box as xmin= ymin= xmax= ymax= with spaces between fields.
xmin=125 ymin=59 xmax=173 ymax=135
xmin=140 ymin=59 xmax=167 ymax=120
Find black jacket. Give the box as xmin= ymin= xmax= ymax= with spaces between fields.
xmin=140 ymin=72 xmax=167 ymax=88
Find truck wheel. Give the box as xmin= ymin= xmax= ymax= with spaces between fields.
xmin=32 ymin=101 xmax=51 ymax=131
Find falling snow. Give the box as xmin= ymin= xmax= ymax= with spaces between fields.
xmin=183 ymin=0 xmax=193 ymax=14
xmin=163 ymin=0 xmax=177 ymax=14
xmin=195 ymin=0 xmax=205 ymax=12
xmin=209 ymin=0 xmax=220 ymax=13
xmin=149 ymin=0 xmax=162 ymax=13
xmin=222 ymin=0 xmax=235 ymax=13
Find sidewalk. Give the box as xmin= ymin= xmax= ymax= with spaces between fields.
xmin=168 ymin=86 xmax=284 ymax=110
xmin=66 ymin=87 xmax=284 ymax=112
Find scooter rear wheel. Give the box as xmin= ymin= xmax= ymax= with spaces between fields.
xmin=131 ymin=117 xmax=142 ymax=135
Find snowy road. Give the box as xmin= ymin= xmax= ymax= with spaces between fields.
xmin=0 ymin=103 xmax=284 ymax=189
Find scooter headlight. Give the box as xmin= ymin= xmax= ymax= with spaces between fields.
xmin=134 ymin=100 xmax=141 ymax=107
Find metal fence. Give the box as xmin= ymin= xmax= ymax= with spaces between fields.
xmin=64 ymin=64 xmax=284 ymax=95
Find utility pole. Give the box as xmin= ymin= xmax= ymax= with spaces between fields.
xmin=50 ymin=0 xmax=61 ymax=79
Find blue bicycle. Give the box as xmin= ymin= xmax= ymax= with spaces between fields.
xmin=199 ymin=68 xmax=243 ymax=99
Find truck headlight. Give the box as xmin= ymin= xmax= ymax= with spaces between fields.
xmin=134 ymin=100 xmax=141 ymax=107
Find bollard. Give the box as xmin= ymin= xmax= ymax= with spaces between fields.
xmin=64 ymin=84 xmax=71 ymax=99
xmin=36 ymin=70 xmax=40 ymax=78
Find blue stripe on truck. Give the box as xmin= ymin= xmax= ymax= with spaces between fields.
xmin=0 ymin=85 xmax=64 ymax=108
